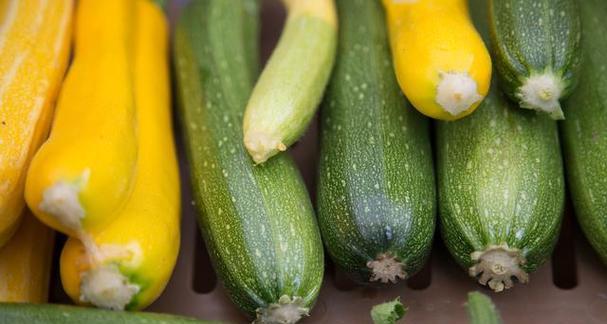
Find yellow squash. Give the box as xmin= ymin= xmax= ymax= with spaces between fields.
xmin=25 ymin=0 xmax=138 ymax=237
xmin=60 ymin=0 xmax=180 ymax=311
xmin=383 ymin=0 xmax=492 ymax=120
xmin=0 ymin=211 xmax=54 ymax=303
xmin=0 ymin=0 xmax=73 ymax=247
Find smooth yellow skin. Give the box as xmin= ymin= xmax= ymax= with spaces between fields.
xmin=0 ymin=0 xmax=72 ymax=247
xmin=0 ymin=211 xmax=54 ymax=303
xmin=61 ymin=0 xmax=180 ymax=310
xmin=25 ymin=0 xmax=138 ymax=236
xmin=383 ymin=0 xmax=492 ymax=121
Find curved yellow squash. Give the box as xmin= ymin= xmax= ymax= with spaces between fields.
xmin=60 ymin=0 xmax=180 ymax=311
xmin=25 ymin=0 xmax=138 ymax=237
xmin=0 ymin=211 xmax=54 ymax=303
xmin=383 ymin=0 xmax=492 ymax=121
xmin=0 ymin=0 xmax=73 ymax=247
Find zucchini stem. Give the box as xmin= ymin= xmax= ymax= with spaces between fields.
xmin=435 ymin=72 xmax=483 ymax=116
xmin=468 ymin=244 xmax=529 ymax=292
xmin=255 ymin=295 xmax=309 ymax=324
xmin=367 ymin=252 xmax=407 ymax=284
xmin=517 ymin=72 xmax=565 ymax=120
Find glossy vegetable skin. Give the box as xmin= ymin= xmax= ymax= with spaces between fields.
xmin=0 ymin=212 xmax=54 ymax=303
xmin=318 ymin=0 xmax=435 ymax=285
xmin=383 ymin=0 xmax=492 ymax=121
xmin=0 ymin=303 xmax=218 ymax=324
xmin=60 ymin=0 xmax=180 ymax=311
xmin=489 ymin=0 xmax=582 ymax=119
xmin=174 ymin=0 xmax=324 ymax=322
xmin=243 ymin=0 xmax=337 ymax=164
xmin=0 ymin=0 xmax=73 ymax=247
xmin=436 ymin=0 xmax=564 ymax=292
xmin=25 ymin=0 xmax=138 ymax=237
xmin=560 ymin=0 xmax=607 ymax=264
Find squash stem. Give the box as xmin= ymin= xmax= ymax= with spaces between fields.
xmin=38 ymin=169 xmax=90 ymax=232
xmin=255 ymin=295 xmax=309 ymax=324
xmin=517 ymin=72 xmax=565 ymax=120
xmin=435 ymin=72 xmax=483 ymax=116
xmin=468 ymin=244 xmax=529 ymax=292
xmin=367 ymin=252 xmax=407 ymax=284
xmin=79 ymin=264 xmax=139 ymax=310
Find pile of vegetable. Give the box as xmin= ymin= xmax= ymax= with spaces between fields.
xmin=1 ymin=0 xmax=606 ymax=323
xmin=1 ymin=0 xmax=180 ymax=313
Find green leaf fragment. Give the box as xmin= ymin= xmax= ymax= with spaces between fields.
xmin=371 ymin=297 xmax=407 ymax=324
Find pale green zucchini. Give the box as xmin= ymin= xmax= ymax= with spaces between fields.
xmin=173 ymin=1 xmax=324 ymax=323
xmin=242 ymin=0 xmax=337 ymax=164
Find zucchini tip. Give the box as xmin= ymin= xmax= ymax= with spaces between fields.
xmin=468 ymin=244 xmax=529 ymax=292
xmin=254 ymin=295 xmax=309 ymax=324
xmin=367 ymin=252 xmax=407 ymax=284
xmin=244 ymin=131 xmax=286 ymax=164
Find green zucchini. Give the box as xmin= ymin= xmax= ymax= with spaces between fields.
xmin=0 ymin=303 xmax=214 ymax=324
xmin=173 ymin=1 xmax=324 ymax=323
xmin=242 ymin=0 xmax=337 ymax=164
xmin=317 ymin=0 xmax=435 ymax=285
xmin=436 ymin=0 xmax=565 ymax=292
xmin=561 ymin=0 xmax=607 ymax=264
xmin=488 ymin=0 xmax=582 ymax=119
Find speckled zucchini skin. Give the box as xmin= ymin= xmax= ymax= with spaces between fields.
xmin=488 ymin=0 xmax=582 ymax=107
xmin=436 ymin=0 xmax=565 ymax=273
xmin=561 ymin=0 xmax=607 ymax=264
xmin=173 ymin=0 xmax=323 ymax=317
xmin=0 ymin=303 xmax=212 ymax=324
xmin=317 ymin=0 xmax=435 ymax=284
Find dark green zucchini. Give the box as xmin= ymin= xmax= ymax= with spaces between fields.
xmin=488 ymin=0 xmax=582 ymax=119
xmin=317 ymin=0 xmax=435 ymax=284
xmin=561 ymin=0 xmax=607 ymax=264
xmin=436 ymin=0 xmax=565 ymax=292
xmin=0 ymin=303 xmax=214 ymax=324
xmin=173 ymin=1 xmax=323 ymax=323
